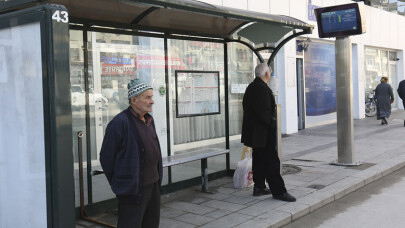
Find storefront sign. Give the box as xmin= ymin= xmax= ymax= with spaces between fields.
xmin=136 ymin=56 xmax=185 ymax=69
xmin=102 ymin=63 xmax=135 ymax=75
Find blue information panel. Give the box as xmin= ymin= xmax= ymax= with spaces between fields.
xmin=321 ymin=8 xmax=357 ymax=34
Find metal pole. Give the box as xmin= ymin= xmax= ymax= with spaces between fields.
xmin=78 ymin=131 xmax=116 ymax=227
xmin=78 ymin=131 xmax=85 ymax=216
xmin=224 ymin=42 xmax=230 ymax=173
xmin=164 ymin=36 xmax=172 ymax=184
xmin=83 ymin=28 xmax=93 ymax=203
xmin=332 ymin=36 xmax=359 ymax=166
xmin=201 ymin=158 xmax=208 ymax=192
xmin=277 ymin=104 xmax=282 ymax=174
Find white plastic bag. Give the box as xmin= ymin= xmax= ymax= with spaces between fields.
xmin=233 ymin=147 xmax=253 ymax=189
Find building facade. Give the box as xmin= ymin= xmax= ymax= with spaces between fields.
xmin=200 ymin=0 xmax=405 ymax=133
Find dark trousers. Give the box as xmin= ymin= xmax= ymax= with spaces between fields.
xmin=117 ymin=182 xmax=160 ymax=228
xmin=252 ymin=132 xmax=287 ymax=196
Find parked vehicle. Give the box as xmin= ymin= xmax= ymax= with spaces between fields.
xmin=71 ymin=85 xmax=108 ymax=110
xmin=365 ymin=90 xmax=377 ymax=117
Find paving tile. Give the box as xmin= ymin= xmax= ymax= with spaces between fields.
xmin=295 ymin=171 xmax=327 ymax=179
xmin=238 ymin=199 xmax=287 ymax=216
xmin=221 ymin=195 xmax=257 ymax=205
xmin=159 ymin=217 xmax=196 ymax=228
xmin=287 ymin=188 xmax=313 ymax=199
xmin=175 ymin=194 xmax=212 ymax=204
xmin=204 ymin=209 xmax=233 ymax=219
xmin=283 ymin=174 xmax=318 ymax=182
xmin=244 ymin=199 xmax=261 ymax=207
xmin=233 ymin=219 xmax=274 ymax=228
xmin=296 ymin=195 xmax=323 ymax=212
xmin=175 ymin=213 xmax=215 ymax=226
xmin=274 ymin=201 xmax=309 ymax=220
xmin=200 ymin=192 xmax=231 ymax=200
xmin=200 ymin=199 xmax=246 ymax=212
xmin=199 ymin=213 xmax=253 ymax=228
xmin=160 ymin=207 xmax=188 ymax=218
xmin=164 ymin=201 xmax=217 ymax=215
xmin=283 ymin=179 xmax=308 ymax=187
xmin=215 ymin=186 xmax=240 ymax=194
xmin=243 ymin=210 xmax=291 ymax=228
xmin=222 ymin=182 xmax=236 ymax=188
xmin=231 ymin=189 xmax=255 ymax=197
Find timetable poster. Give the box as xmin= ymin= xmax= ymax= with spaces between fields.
xmin=175 ymin=71 xmax=220 ymax=117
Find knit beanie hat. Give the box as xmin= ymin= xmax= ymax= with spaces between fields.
xmin=128 ymin=78 xmax=152 ymax=99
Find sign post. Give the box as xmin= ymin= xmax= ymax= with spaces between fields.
xmin=315 ymin=3 xmax=366 ymax=166
xmin=334 ymin=36 xmax=358 ymax=165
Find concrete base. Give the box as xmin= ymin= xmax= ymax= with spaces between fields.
xmin=330 ymin=160 xmax=362 ymax=167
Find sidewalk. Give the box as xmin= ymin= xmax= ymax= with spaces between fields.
xmin=77 ymin=110 xmax=405 ymax=228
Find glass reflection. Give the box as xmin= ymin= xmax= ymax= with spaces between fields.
xmin=304 ymin=41 xmax=336 ymax=116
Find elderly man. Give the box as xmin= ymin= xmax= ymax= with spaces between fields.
xmin=241 ymin=63 xmax=296 ymax=202
xmin=100 ymin=78 xmax=162 ymax=228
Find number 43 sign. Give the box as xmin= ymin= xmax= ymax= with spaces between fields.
xmin=52 ymin=10 xmax=69 ymax=23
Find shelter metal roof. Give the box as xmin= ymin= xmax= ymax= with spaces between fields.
xmin=0 ymin=0 xmax=313 ymax=47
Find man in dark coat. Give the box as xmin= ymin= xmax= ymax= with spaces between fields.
xmin=398 ymin=79 xmax=405 ymax=126
xmin=241 ymin=63 xmax=295 ymax=202
xmin=100 ymin=78 xmax=163 ymax=228
xmin=375 ymin=77 xmax=394 ymax=125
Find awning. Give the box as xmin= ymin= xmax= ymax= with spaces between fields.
xmin=0 ymin=0 xmax=313 ymax=63
xmin=1 ymin=0 xmax=313 ymax=44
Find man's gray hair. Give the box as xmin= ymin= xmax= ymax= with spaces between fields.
xmin=255 ymin=63 xmax=271 ymax=78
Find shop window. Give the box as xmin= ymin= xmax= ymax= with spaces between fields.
xmin=364 ymin=47 xmax=398 ymax=109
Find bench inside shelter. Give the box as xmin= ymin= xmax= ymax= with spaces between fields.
xmin=92 ymin=148 xmax=230 ymax=193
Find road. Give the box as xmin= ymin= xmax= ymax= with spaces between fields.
xmin=283 ymin=165 xmax=405 ymax=228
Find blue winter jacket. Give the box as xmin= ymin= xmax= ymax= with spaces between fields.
xmin=100 ymin=107 xmax=163 ymax=204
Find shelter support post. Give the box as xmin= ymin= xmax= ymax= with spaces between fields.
xmin=332 ymin=36 xmax=360 ymax=166
xmin=277 ymin=104 xmax=282 ymax=174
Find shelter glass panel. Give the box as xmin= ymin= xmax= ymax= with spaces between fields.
xmin=168 ymin=39 xmax=226 ymax=177
xmin=0 ymin=22 xmax=47 ymax=228
xmin=70 ymin=30 xmax=167 ymax=205
xmin=227 ymin=42 xmax=255 ymax=168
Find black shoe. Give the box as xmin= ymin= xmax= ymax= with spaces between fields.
xmin=253 ymin=187 xmax=271 ymax=196
xmin=384 ymin=117 xmax=388 ymax=125
xmin=273 ymin=192 xmax=296 ymax=202
xmin=403 ymin=120 xmax=405 ymax=127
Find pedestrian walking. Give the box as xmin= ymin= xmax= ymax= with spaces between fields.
xmin=375 ymin=76 xmax=394 ymax=125
xmin=397 ymin=79 xmax=405 ymax=126
xmin=241 ymin=63 xmax=296 ymax=202
xmin=100 ymin=78 xmax=162 ymax=228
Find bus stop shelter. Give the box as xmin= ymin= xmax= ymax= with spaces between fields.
xmin=0 ymin=0 xmax=313 ymax=227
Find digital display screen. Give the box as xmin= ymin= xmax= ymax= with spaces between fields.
xmin=315 ymin=3 xmax=365 ymax=38
xmin=321 ymin=8 xmax=357 ymax=34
